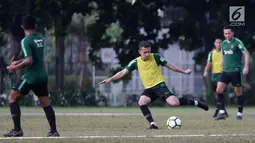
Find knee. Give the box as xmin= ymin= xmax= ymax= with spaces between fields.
xmin=8 ymin=96 xmax=15 ymax=103
xmin=216 ymin=88 xmax=223 ymax=94
xmin=138 ymin=100 xmax=147 ymax=106
xmin=166 ymin=96 xmax=180 ymax=106
xmin=235 ymin=90 xmax=242 ymax=96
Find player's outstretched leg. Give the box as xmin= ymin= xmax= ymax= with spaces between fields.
xmin=38 ymin=96 xmax=60 ymax=136
xmin=138 ymin=96 xmax=158 ymax=129
xmin=3 ymin=91 xmax=23 ymax=137
xmin=234 ymin=87 xmax=244 ymax=120
xmin=165 ymin=96 xmax=209 ymax=111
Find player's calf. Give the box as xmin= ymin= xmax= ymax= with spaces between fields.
xmin=166 ymin=95 xmax=209 ymax=111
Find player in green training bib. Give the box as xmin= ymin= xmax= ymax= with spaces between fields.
xmin=215 ymin=26 xmax=250 ymax=120
xmin=100 ymin=41 xmax=209 ymax=129
xmin=4 ymin=15 xmax=59 ymax=137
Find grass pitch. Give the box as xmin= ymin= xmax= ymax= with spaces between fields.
xmin=0 ymin=106 xmax=255 ymax=143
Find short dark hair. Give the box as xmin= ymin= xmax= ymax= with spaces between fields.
xmin=223 ymin=26 xmax=233 ymax=31
xmin=139 ymin=41 xmax=151 ymax=49
xmin=22 ymin=15 xmax=36 ymax=30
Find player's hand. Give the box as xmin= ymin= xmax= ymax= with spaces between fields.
xmin=203 ymin=71 xmax=208 ymax=77
xmin=7 ymin=65 xmax=16 ymax=73
xmin=99 ymin=78 xmax=112 ymax=84
xmin=11 ymin=61 xmax=18 ymax=65
xmin=243 ymin=67 xmax=249 ymax=75
xmin=184 ymin=69 xmax=192 ymax=74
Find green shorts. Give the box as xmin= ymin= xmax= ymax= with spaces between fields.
xmin=142 ymin=82 xmax=174 ymax=103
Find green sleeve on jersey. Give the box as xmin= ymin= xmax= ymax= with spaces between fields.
xmin=125 ymin=59 xmax=137 ymax=72
xmin=153 ymin=53 xmax=168 ymax=66
xmin=21 ymin=38 xmax=32 ymax=57
xmin=236 ymin=39 xmax=247 ymax=52
xmin=207 ymin=52 xmax=212 ymax=62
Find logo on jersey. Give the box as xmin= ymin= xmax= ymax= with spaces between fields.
xmin=231 ymin=45 xmax=234 ymax=48
xmin=224 ymin=50 xmax=233 ymax=55
xmin=34 ymin=39 xmax=43 ymax=48
xmin=238 ymin=44 xmax=243 ymax=49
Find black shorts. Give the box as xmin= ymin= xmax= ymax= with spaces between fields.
xmin=141 ymin=83 xmax=174 ymax=103
xmin=212 ymin=81 xmax=218 ymax=92
xmin=219 ymin=71 xmax=243 ymax=87
xmin=12 ymin=79 xmax=48 ymax=96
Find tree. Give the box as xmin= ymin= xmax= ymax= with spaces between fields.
xmin=35 ymin=0 xmax=91 ymax=92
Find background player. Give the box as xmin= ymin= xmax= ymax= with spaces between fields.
xmin=100 ymin=41 xmax=209 ymax=129
xmin=4 ymin=15 xmax=59 ymax=137
xmin=204 ymin=38 xmax=228 ymax=118
xmin=215 ymin=26 xmax=249 ymax=120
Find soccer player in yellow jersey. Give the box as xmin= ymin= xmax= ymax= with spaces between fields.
xmin=100 ymin=41 xmax=209 ymax=129
xmin=204 ymin=39 xmax=228 ymax=118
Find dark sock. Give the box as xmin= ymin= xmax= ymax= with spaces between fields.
xmin=10 ymin=102 xmax=21 ymax=131
xmin=215 ymin=96 xmax=219 ymax=111
xmin=237 ymin=96 xmax=244 ymax=113
xmin=140 ymin=105 xmax=154 ymax=123
xmin=178 ymin=97 xmax=195 ymax=106
xmin=217 ymin=94 xmax=225 ymax=111
xmin=43 ymin=106 xmax=57 ymax=132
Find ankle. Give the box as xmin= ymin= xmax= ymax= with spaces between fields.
xmin=237 ymin=112 xmax=242 ymax=116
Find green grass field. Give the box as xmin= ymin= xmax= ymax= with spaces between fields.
xmin=0 ymin=106 xmax=255 ymax=143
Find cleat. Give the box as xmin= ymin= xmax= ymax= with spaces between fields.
xmin=236 ymin=115 xmax=242 ymax=120
xmin=46 ymin=131 xmax=60 ymax=137
xmin=215 ymin=113 xmax=228 ymax=120
xmin=148 ymin=124 xmax=159 ymax=130
xmin=225 ymin=111 xmax=229 ymax=118
xmin=212 ymin=109 xmax=219 ymax=118
xmin=195 ymin=98 xmax=209 ymax=111
xmin=3 ymin=129 xmax=23 ymax=137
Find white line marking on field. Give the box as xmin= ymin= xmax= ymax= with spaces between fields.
xmin=0 ymin=134 xmax=255 ymax=140
xmin=0 ymin=113 xmax=141 ymax=116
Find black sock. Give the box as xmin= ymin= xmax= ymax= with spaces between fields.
xmin=43 ymin=106 xmax=57 ymax=132
xmin=217 ymin=94 xmax=225 ymax=111
xmin=237 ymin=96 xmax=244 ymax=113
xmin=215 ymin=96 xmax=219 ymax=111
xmin=10 ymin=102 xmax=21 ymax=131
xmin=178 ymin=97 xmax=195 ymax=106
xmin=140 ymin=105 xmax=154 ymax=123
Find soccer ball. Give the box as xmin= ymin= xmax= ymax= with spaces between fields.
xmin=167 ymin=116 xmax=181 ymax=129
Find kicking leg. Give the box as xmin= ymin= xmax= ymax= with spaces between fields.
xmin=165 ymin=95 xmax=209 ymax=111
xmin=138 ymin=95 xmax=158 ymax=129
xmin=3 ymin=90 xmax=23 ymax=137
xmin=234 ymin=86 xmax=243 ymax=120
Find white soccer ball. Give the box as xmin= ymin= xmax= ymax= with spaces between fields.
xmin=167 ymin=116 xmax=181 ymax=129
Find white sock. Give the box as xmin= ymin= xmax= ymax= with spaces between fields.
xmin=237 ymin=112 xmax=242 ymax=116
xmin=219 ymin=110 xmax=225 ymax=114
xmin=194 ymin=100 xmax=198 ymax=106
xmin=150 ymin=122 xmax=156 ymax=125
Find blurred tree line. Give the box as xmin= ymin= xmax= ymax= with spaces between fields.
xmin=0 ymin=0 xmax=254 ymax=106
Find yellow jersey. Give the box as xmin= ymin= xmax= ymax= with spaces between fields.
xmin=207 ymin=49 xmax=222 ymax=73
xmin=125 ymin=53 xmax=167 ymax=89
xmin=207 ymin=49 xmax=222 ymax=81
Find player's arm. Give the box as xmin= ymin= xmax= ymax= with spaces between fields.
xmin=243 ymin=50 xmax=249 ymax=70
xmin=204 ymin=52 xmax=212 ymax=77
xmin=11 ymin=59 xmax=24 ymax=65
xmin=12 ymin=57 xmax=33 ymax=70
xmin=154 ymin=53 xmax=192 ymax=74
xmin=99 ymin=59 xmax=137 ymax=84
xmin=7 ymin=39 xmax=33 ymax=72
xmin=238 ymin=41 xmax=249 ymax=75
xmin=165 ymin=63 xmax=192 ymax=74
